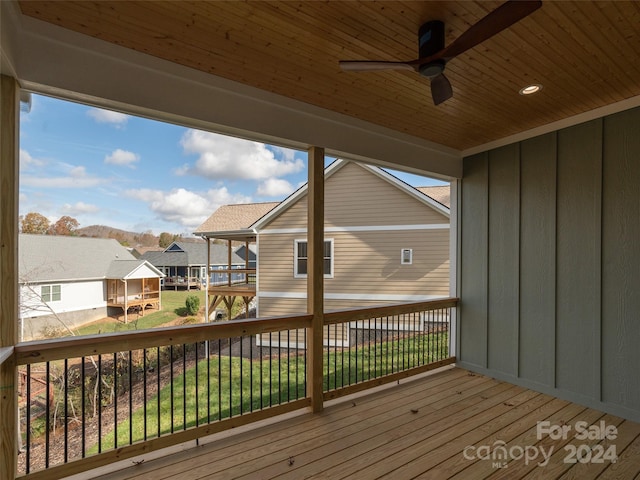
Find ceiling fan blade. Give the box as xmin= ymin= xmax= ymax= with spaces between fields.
xmin=339 ymin=61 xmax=415 ymax=72
xmin=440 ymin=0 xmax=541 ymax=60
xmin=431 ymin=74 xmax=453 ymax=105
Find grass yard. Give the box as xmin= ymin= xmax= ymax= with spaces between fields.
xmin=94 ymin=332 xmax=448 ymax=450
xmin=76 ymin=290 xmax=206 ymax=335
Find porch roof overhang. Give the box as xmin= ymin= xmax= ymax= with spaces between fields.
xmin=197 ymin=230 xmax=258 ymax=243
xmin=4 ymin=1 xmax=640 ymax=180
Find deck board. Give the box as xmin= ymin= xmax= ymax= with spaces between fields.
xmin=88 ymin=367 xmax=640 ymax=480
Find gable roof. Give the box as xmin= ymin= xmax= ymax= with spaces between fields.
xmin=194 ymin=202 xmax=279 ymax=237
xmin=18 ymin=234 xmax=157 ymax=283
xmin=140 ymin=242 xmax=245 ymax=267
xmin=106 ymin=259 xmax=164 ymax=279
xmin=253 ymin=159 xmax=449 ymax=230
xmin=416 ymin=186 xmax=450 ymax=209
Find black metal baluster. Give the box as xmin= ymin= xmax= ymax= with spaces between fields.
xmin=239 ymin=337 xmax=243 ymax=415
xmin=26 ymin=364 xmax=31 ymax=473
xmin=64 ymin=358 xmax=69 ymax=462
xmin=156 ymin=346 xmax=161 ymax=438
xmin=45 ymin=361 xmax=50 ymax=467
xmin=218 ymin=339 xmax=222 ymax=421
xmin=129 ymin=350 xmax=133 ymax=445
xmin=287 ymin=329 xmax=291 ymax=402
xmin=250 ymin=333 xmax=254 ymax=410
xmin=98 ymin=355 xmax=102 ymax=453
xmin=260 ymin=334 xmax=264 ymax=409
xmin=142 ymin=349 xmax=147 ymax=441
xmin=170 ymin=345 xmax=174 ymax=434
xmin=113 ymin=353 xmax=117 ymax=450
xmin=269 ymin=332 xmax=273 ymax=407
xmin=182 ymin=344 xmax=186 ymax=429
xmin=195 ymin=342 xmax=200 ymax=426
xmin=229 ymin=337 xmax=234 ymax=417
xmin=207 ymin=338 xmax=211 ymax=422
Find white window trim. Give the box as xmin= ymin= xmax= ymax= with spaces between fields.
xmin=294 ymin=238 xmax=334 ymax=279
xmin=41 ymin=284 xmax=62 ymax=303
xmin=401 ymin=248 xmax=413 ymax=265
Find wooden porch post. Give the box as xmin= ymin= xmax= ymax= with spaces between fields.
xmin=306 ymin=146 xmax=324 ymax=413
xmin=0 ymin=75 xmax=20 ymax=480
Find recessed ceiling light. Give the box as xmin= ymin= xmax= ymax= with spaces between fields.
xmin=519 ymin=84 xmax=543 ymax=95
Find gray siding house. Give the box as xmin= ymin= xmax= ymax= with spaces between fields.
xmin=140 ymin=241 xmax=246 ymax=289
xmin=19 ymin=234 xmax=163 ymax=340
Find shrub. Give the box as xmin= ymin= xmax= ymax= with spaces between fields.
xmin=185 ymin=295 xmax=200 ymax=316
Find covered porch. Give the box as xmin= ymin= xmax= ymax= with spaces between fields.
xmin=3 ymin=2 xmax=640 ymax=480
xmin=91 ymin=366 xmax=640 ymax=480
xmin=204 ymin=236 xmax=257 ymax=322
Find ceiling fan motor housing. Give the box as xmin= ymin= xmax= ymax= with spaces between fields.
xmin=418 ymin=20 xmax=446 ymax=78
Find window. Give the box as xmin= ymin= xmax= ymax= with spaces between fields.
xmin=401 ymin=248 xmax=413 ymax=265
xmin=294 ymin=239 xmax=333 ymax=278
xmin=41 ymin=284 xmax=61 ymax=302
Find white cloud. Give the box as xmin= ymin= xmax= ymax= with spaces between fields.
xmin=270 ymin=145 xmax=298 ymax=163
xmin=87 ymin=108 xmax=129 ymax=126
xmin=179 ymin=130 xmax=305 ymax=180
xmin=21 ymin=164 xmax=105 ymax=188
xmin=62 ymin=201 xmax=99 ymax=215
xmin=126 ymin=187 xmax=251 ymax=229
xmin=20 ymin=149 xmax=45 ymax=170
xmin=257 ymin=178 xmax=295 ymax=197
xmin=104 ymin=149 xmax=140 ymax=168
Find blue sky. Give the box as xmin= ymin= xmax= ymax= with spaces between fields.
xmin=20 ymin=94 xmax=445 ymax=236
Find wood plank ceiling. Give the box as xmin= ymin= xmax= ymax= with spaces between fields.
xmin=17 ymin=1 xmax=640 ymax=152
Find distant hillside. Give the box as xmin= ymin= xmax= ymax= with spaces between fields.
xmin=75 ymin=225 xmax=157 ymax=247
xmin=76 ymin=225 xmax=204 ymax=247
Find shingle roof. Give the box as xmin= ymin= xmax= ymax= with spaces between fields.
xmin=416 ymin=185 xmax=450 ymax=208
xmin=194 ymin=202 xmax=279 ymax=234
xmin=19 ymin=234 xmax=138 ymax=282
xmin=105 ymin=259 xmax=163 ymax=279
xmin=140 ymin=242 xmax=245 ymax=267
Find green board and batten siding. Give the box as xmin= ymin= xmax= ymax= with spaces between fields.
xmin=459 ymin=106 xmax=640 ymax=422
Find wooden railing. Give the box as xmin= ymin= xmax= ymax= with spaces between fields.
xmin=13 ymin=299 xmax=457 ymax=479
xmin=323 ymin=298 xmax=457 ymax=400
xmin=0 ymin=346 xmax=13 ymax=367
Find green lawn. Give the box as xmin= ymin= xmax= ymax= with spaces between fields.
xmin=94 ymin=332 xmax=448 ymax=450
xmin=76 ymin=290 xmax=206 ymax=335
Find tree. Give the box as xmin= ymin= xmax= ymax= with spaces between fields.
xmin=49 ymin=215 xmax=80 ymax=236
xmin=21 ymin=212 xmax=51 ymax=234
xmin=159 ymin=232 xmax=176 ymax=248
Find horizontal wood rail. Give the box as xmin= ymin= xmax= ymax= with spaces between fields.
xmin=0 ymin=346 xmax=14 ymax=366
xmin=15 ymin=314 xmax=313 ymax=365
xmin=324 ymin=297 xmax=458 ymax=325
xmin=208 ymin=268 xmax=255 ymax=274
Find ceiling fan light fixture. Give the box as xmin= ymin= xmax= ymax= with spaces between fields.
xmin=419 ymin=60 xmax=446 ymax=79
xmin=519 ymin=84 xmax=543 ymax=95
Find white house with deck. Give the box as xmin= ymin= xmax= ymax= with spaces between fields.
xmin=19 ymin=234 xmax=163 ymax=340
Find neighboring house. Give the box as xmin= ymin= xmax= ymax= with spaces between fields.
xmin=195 ymin=160 xmax=451 ymax=344
xmin=140 ymin=241 xmax=247 ymax=290
xmin=19 ymin=234 xmax=164 ymax=341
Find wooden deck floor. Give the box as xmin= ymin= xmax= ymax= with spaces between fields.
xmin=89 ymin=367 xmax=640 ymax=480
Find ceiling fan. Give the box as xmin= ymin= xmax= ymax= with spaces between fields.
xmin=339 ymin=0 xmax=542 ymax=106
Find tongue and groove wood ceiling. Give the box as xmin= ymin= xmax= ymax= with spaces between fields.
xmin=17 ymin=1 xmax=640 ymax=151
